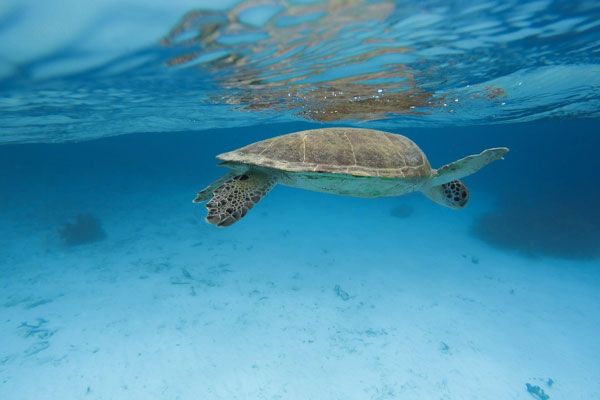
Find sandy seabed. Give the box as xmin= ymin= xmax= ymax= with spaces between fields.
xmin=1 ymin=184 xmax=599 ymax=400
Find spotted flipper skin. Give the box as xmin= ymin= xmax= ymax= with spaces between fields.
xmin=203 ymin=172 xmax=275 ymax=227
xmin=423 ymin=179 xmax=469 ymax=209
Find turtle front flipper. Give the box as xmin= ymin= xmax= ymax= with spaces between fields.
xmin=193 ymin=171 xmax=237 ymax=203
xmin=197 ymin=171 xmax=276 ymax=227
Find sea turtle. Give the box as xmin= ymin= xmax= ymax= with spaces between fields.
xmin=193 ymin=127 xmax=508 ymax=227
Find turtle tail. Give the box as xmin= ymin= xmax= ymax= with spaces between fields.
xmin=193 ymin=171 xmax=276 ymax=227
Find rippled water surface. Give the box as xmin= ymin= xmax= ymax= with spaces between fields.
xmin=1 ymin=0 xmax=599 ymax=143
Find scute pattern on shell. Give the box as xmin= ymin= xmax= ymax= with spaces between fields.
xmin=217 ymin=128 xmax=432 ymax=179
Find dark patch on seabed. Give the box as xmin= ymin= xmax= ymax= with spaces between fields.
xmin=390 ymin=203 xmax=414 ymax=219
xmin=473 ymin=197 xmax=600 ymax=260
xmin=58 ymin=213 xmax=106 ymax=246
xmin=459 ymin=119 xmax=600 ymax=261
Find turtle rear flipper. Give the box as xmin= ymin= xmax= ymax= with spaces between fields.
xmin=423 ymin=179 xmax=469 ymax=209
xmin=201 ymin=172 xmax=276 ymax=227
xmin=429 ymin=147 xmax=509 ymax=186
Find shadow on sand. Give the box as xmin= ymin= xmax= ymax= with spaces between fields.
xmin=472 ymin=197 xmax=600 ymax=260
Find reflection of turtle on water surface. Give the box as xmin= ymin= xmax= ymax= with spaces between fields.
xmin=194 ymin=127 xmax=509 ymax=227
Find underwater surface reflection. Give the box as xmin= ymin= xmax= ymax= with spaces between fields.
xmin=1 ymin=0 xmax=599 ymax=143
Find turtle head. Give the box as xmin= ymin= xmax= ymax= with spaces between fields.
xmin=423 ymin=179 xmax=469 ymax=209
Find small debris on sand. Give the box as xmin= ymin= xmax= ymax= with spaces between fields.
xmin=525 ymin=383 xmax=550 ymax=400
xmin=334 ymin=285 xmax=350 ymax=301
xmin=440 ymin=342 xmax=450 ymax=354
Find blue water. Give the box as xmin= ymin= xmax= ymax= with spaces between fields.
xmin=1 ymin=1 xmax=600 ymax=399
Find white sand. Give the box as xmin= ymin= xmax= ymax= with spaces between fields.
xmin=1 ymin=185 xmax=599 ymax=400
